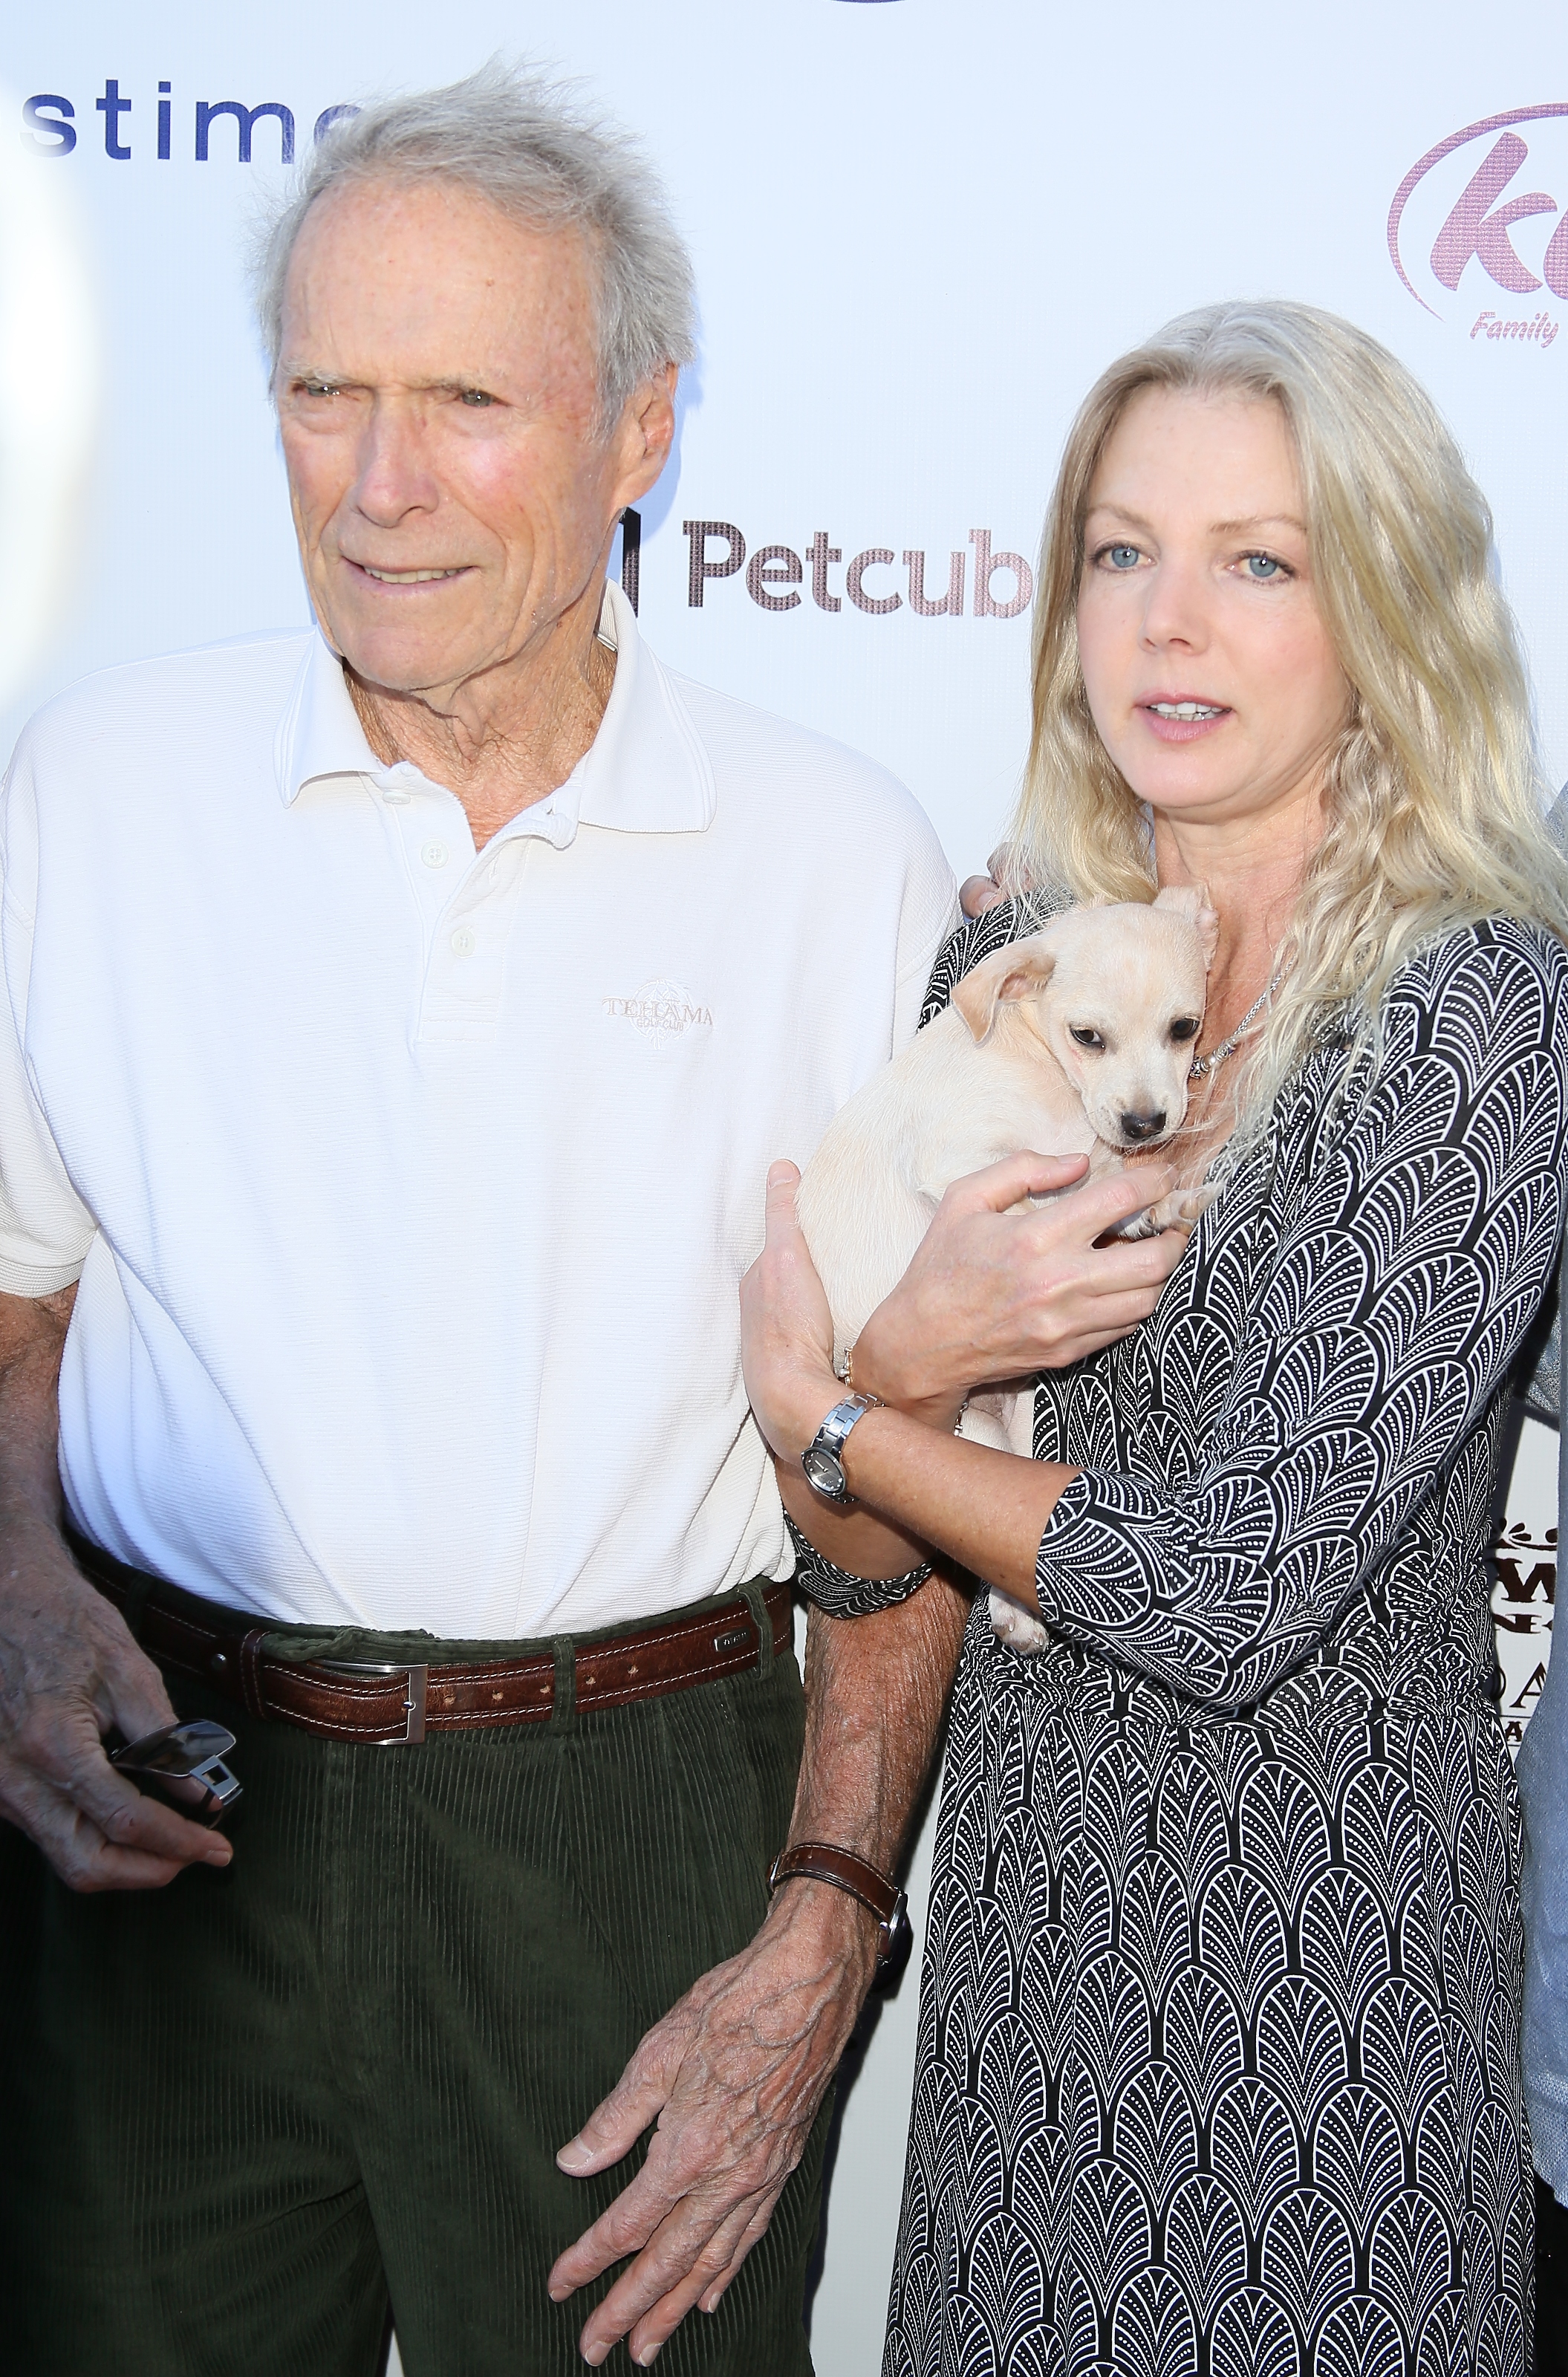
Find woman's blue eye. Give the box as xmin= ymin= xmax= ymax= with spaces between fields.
xmin=1244 ymin=553 xmax=1284 ymax=579
xmin=1107 ymin=545 xmax=1140 ymax=570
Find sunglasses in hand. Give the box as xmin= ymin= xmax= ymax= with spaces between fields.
xmin=109 ymin=1720 xmax=243 ymax=1828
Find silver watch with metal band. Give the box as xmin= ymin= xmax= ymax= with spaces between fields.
xmin=801 ymin=1392 xmax=882 ymax=1506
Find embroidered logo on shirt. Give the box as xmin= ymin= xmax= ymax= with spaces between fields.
xmin=602 ymin=978 xmax=714 ymax=1053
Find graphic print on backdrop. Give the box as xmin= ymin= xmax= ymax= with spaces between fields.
xmin=681 ymin=523 xmax=1033 ymax=618
xmin=19 ymin=83 xmax=356 ymax=160
xmin=1389 ymin=103 xmax=1568 ymax=342
xmin=1495 ymin=1515 xmax=1556 ymax=1748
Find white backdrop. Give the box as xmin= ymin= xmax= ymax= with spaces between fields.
xmin=4 ymin=4 xmax=1565 ymax=2367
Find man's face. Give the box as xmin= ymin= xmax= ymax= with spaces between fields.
xmin=276 ymin=178 xmax=668 ymax=700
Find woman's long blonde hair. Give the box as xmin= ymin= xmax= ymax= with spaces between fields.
xmin=1006 ymin=299 xmax=1568 ymax=1135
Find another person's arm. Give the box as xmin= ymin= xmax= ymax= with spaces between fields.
xmin=0 ymin=1287 xmax=231 ymax=1887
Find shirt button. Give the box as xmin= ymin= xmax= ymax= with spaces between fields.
xmin=450 ymin=926 xmax=477 ymax=957
xmin=421 ymin=841 xmax=448 ymax=869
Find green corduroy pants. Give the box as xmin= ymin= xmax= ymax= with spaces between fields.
xmin=0 ymin=1584 xmax=827 ymax=2376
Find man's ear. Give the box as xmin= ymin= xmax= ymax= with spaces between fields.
xmin=614 ymin=363 xmax=678 ymax=507
xmin=1154 ymin=881 xmax=1220 ymax=969
xmin=951 ymin=937 xmax=1058 ymax=1044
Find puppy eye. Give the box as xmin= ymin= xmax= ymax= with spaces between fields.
xmin=1070 ymin=1027 xmax=1105 ymax=1050
xmin=1168 ymin=1018 xmax=1200 ymax=1043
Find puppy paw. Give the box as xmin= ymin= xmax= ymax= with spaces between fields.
xmin=1150 ymin=1183 xmax=1218 ymax=1232
xmin=989 ymin=1589 xmax=1050 ymax=1655
xmin=1116 ymin=1184 xmax=1218 ymax=1240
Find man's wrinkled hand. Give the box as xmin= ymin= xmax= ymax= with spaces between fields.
xmin=0 ymin=1515 xmax=233 ymax=1890
xmin=959 ymin=873 xmax=1006 ymax=918
xmin=549 ymin=1883 xmax=877 ymax=2367
xmin=958 ymin=841 xmax=1018 ymax=919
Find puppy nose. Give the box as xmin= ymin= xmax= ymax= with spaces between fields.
xmin=1120 ymin=1109 xmax=1166 ymax=1143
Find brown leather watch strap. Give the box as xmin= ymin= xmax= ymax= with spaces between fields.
xmin=767 ymin=1839 xmax=909 ymax=1972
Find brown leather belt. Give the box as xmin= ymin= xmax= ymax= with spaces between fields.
xmin=71 ymin=1532 xmax=792 ymax=1748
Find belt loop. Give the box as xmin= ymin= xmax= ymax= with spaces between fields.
xmin=741 ymin=1582 xmax=773 ymax=1680
xmin=550 ymin=1636 xmax=578 ymax=1734
xmin=239 ymin=1629 xmax=270 ymax=1722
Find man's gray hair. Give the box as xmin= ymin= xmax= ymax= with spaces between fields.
xmin=255 ymin=60 xmax=697 ymax=428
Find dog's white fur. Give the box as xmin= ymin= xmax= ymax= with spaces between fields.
xmin=796 ymin=889 xmax=1217 ymax=1654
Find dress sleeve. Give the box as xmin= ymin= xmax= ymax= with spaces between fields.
xmin=1033 ymin=923 xmax=1568 ymax=1712
xmin=919 ymin=884 xmax=1076 ymax=1027
xmin=0 ymin=744 xmax=97 ymax=1296
xmin=785 ymin=1516 xmax=932 ymax=1616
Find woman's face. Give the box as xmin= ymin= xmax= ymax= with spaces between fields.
xmin=1076 ymin=386 xmax=1349 ymax=833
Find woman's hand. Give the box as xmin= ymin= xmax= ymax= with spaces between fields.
xmin=740 ymin=1163 xmax=846 ymax=1467
xmin=850 ymin=1150 xmax=1194 ymax=1423
xmin=742 ymin=1165 xmax=940 ymax=1584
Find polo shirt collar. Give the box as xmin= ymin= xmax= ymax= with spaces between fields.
xmin=565 ymin=582 xmax=715 ymax=836
xmin=272 ymin=580 xmax=715 ymax=839
xmin=273 ymin=630 xmax=383 ymax=806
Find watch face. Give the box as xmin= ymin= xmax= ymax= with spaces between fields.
xmin=876 ymin=1904 xmax=915 ymax=1992
xmin=803 ymin=1447 xmax=847 ymax=1499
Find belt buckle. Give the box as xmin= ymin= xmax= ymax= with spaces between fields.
xmin=316 ymin=1660 xmax=429 ymax=1745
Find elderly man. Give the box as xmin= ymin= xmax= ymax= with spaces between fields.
xmin=0 ymin=66 xmax=963 ymax=2377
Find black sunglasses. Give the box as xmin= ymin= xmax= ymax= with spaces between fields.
xmin=110 ymin=1720 xmax=243 ymax=1828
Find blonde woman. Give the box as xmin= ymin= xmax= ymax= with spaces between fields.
xmin=742 ymin=302 xmax=1568 ymax=2373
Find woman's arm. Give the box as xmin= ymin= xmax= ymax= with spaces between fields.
xmin=752 ymin=925 xmax=1568 ymax=1710
xmin=745 ymin=1148 xmax=1190 ymax=1586
xmin=759 ymin=888 xmax=1185 ymax=1596
xmin=796 ymin=1397 xmax=1076 ymax=1611
xmin=744 ymin=1163 xmax=1079 ymax=1604
xmin=1003 ymin=926 xmax=1568 ymax=1709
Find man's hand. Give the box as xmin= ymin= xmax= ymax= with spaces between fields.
xmin=958 ymin=841 xmax=1015 ymax=919
xmin=0 ymin=1285 xmax=232 ymax=1890
xmin=0 ymin=1521 xmax=232 ymax=1890
xmin=959 ymin=873 xmax=1007 ymax=918
xmin=550 ymin=1880 xmax=878 ymax=2367
xmin=550 ymin=1546 xmax=970 ymax=2364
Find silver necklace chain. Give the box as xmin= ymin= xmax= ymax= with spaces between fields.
xmin=1189 ymin=971 xmax=1284 ymax=1081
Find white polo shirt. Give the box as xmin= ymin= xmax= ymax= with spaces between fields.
xmin=0 ymin=585 xmax=955 ymax=1636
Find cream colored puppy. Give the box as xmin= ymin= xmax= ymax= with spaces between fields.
xmin=796 ymin=888 xmax=1217 ymax=1651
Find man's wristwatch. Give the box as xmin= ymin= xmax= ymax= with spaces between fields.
xmin=801 ymin=1392 xmax=882 ymax=1506
xmin=768 ymin=1841 xmax=914 ymax=1985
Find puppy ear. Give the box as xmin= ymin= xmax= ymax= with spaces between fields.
xmin=1154 ymin=880 xmax=1220 ymax=969
xmin=951 ymin=937 xmax=1058 ymax=1044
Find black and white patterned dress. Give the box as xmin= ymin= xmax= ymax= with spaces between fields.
xmin=798 ymin=903 xmax=1568 ymax=2377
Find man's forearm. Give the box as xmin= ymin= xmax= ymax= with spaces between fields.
xmin=0 ymin=1287 xmax=74 ymax=1535
xmin=786 ymin=1572 xmax=971 ymax=1875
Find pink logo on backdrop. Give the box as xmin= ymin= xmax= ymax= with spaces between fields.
xmin=1389 ymin=105 xmax=1568 ymax=336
